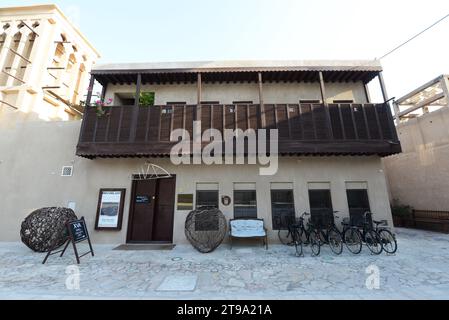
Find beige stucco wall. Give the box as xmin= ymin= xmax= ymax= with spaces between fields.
xmin=383 ymin=107 xmax=449 ymax=211
xmin=0 ymin=119 xmax=393 ymax=245
xmin=105 ymin=81 xmax=368 ymax=106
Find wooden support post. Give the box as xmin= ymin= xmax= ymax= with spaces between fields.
xmin=129 ymin=73 xmax=142 ymax=142
xmin=378 ymin=72 xmax=389 ymax=102
xmin=319 ymin=71 xmax=334 ymax=139
xmin=258 ymin=72 xmax=266 ymax=128
xmin=439 ymin=75 xmax=449 ymax=104
xmin=364 ymin=83 xmax=371 ymax=103
xmin=78 ymin=75 xmax=95 ymax=144
xmin=378 ymin=72 xmax=398 ymax=141
xmin=196 ymin=73 xmax=202 ymax=121
xmin=85 ymin=74 xmax=95 ymax=106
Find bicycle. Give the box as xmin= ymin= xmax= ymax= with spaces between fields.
xmin=294 ymin=212 xmax=321 ymax=257
xmin=278 ymin=213 xmax=320 ymax=256
xmin=368 ymin=212 xmax=398 ymax=254
xmin=353 ymin=212 xmax=383 ymax=255
xmin=310 ymin=211 xmax=344 ymax=255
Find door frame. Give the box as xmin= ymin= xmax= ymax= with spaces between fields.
xmin=126 ymin=175 xmax=177 ymax=244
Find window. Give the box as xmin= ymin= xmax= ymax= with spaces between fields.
xmin=167 ymin=102 xmax=187 ymax=105
xmin=308 ymin=187 xmax=334 ymax=227
xmin=195 ymin=183 xmax=219 ymax=231
xmin=346 ymin=184 xmax=371 ymax=226
xmin=196 ymin=183 xmax=219 ymax=210
xmin=271 ymin=189 xmax=295 ymax=230
xmin=196 ymin=190 xmax=219 ymax=210
xmin=300 ymin=99 xmax=321 ymax=104
xmin=234 ymin=190 xmax=257 ymax=219
xmin=200 ymin=101 xmax=220 ymax=105
xmin=333 ymin=100 xmax=354 ymax=104
xmin=233 ymin=101 xmax=253 ymax=104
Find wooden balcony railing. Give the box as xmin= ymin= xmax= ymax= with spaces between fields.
xmin=76 ymin=103 xmax=401 ymax=158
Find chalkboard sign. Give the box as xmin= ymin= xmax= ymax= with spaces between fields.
xmin=43 ymin=217 xmax=94 ymax=265
xmin=68 ymin=220 xmax=89 ymax=243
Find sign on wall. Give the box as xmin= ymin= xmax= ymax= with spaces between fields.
xmin=177 ymin=194 xmax=194 ymax=211
xmin=95 ymin=189 xmax=126 ymax=231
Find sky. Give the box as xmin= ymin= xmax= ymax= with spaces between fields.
xmin=4 ymin=0 xmax=449 ymax=99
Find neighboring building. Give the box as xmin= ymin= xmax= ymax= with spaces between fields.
xmin=0 ymin=59 xmax=401 ymax=245
xmin=384 ymin=75 xmax=449 ymax=211
xmin=0 ymin=4 xmax=100 ymax=122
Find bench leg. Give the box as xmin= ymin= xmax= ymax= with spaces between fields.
xmin=265 ymin=236 xmax=268 ymax=250
xmin=230 ymin=236 xmax=233 ymax=250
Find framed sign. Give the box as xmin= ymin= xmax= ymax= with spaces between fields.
xmin=95 ymin=189 xmax=126 ymax=231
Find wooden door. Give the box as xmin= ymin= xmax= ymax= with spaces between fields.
xmin=152 ymin=177 xmax=176 ymax=242
xmin=127 ymin=177 xmax=176 ymax=243
xmin=128 ymin=180 xmax=157 ymax=242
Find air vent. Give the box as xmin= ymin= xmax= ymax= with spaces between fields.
xmin=61 ymin=166 xmax=73 ymax=177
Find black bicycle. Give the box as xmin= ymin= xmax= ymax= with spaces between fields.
xmin=368 ymin=212 xmax=398 ymax=254
xmin=352 ymin=212 xmax=384 ymax=255
xmin=278 ymin=213 xmax=320 ymax=256
xmin=310 ymin=211 xmax=344 ymax=255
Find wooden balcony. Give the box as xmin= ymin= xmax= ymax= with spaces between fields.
xmin=76 ymin=103 xmax=401 ymax=158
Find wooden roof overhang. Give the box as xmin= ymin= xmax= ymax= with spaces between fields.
xmin=91 ymin=67 xmax=381 ymax=86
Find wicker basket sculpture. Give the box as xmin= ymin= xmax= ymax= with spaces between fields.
xmin=185 ymin=208 xmax=227 ymax=253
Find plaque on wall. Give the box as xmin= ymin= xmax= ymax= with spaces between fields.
xmin=95 ymin=189 xmax=126 ymax=231
xmin=177 ymin=194 xmax=194 ymax=211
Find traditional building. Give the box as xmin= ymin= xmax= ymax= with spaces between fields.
xmin=0 ymin=4 xmax=100 ymax=122
xmin=1 ymin=60 xmax=402 ymax=245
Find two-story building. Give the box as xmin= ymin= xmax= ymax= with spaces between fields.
xmin=67 ymin=60 xmax=400 ymax=245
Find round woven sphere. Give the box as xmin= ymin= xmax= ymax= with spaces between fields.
xmin=185 ymin=208 xmax=227 ymax=253
xmin=20 ymin=207 xmax=78 ymax=253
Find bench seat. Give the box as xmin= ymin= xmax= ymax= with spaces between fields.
xmin=229 ymin=219 xmax=268 ymax=249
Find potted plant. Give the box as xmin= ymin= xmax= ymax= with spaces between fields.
xmin=391 ymin=199 xmax=414 ymax=227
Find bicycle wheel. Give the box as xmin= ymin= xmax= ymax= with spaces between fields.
xmin=378 ymin=229 xmax=398 ymax=254
xmin=294 ymin=239 xmax=303 ymax=257
xmin=365 ymin=230 xmax=383 ymax=255
xmin=309 ymin=230 xmax=321 ymax=257
xmin=328 ymin=229 xmax=343 ymax=255
xmin=278 ymin=229 xmax=293 ymax=246
xmin=343 ymin=228 xmax=363 ymax=255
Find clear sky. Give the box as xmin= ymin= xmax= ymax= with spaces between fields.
xmin=4 ymin=0 xmax=449 ymax=99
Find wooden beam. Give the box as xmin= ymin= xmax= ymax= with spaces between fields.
xmin=396 ymin=75 xmax=442 ymax=104
xmin=196 ymin=73 xmax=202 ymax=121
xmin=129 ymin=73 xmax=142 ymax=142
xmin=364 ymin=83 xmax=371 ymax=103
xmin=378 ymin=72 xmax=389 ymax=102
xmin=398 ymin=92 xmax=445 ymax=118
xmin=86 ymin=75 xmax=95 ymax=106
xmin=258 ymin=72 xmax=266 ymax=128
xmin=319 ymin=71 xmax=334 ymax=139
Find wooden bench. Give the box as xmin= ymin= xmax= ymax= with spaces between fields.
xmin=229 ymin=219 xmax=268 ymax=250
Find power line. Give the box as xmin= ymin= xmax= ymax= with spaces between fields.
xmin=377 ymin=12 xmax=449 ymax=61
xmin=349 ymin=12 xmax=449 ymax=71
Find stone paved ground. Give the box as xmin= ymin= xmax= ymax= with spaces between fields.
xmin=0 ymin=228 xmax=449 ymax=300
